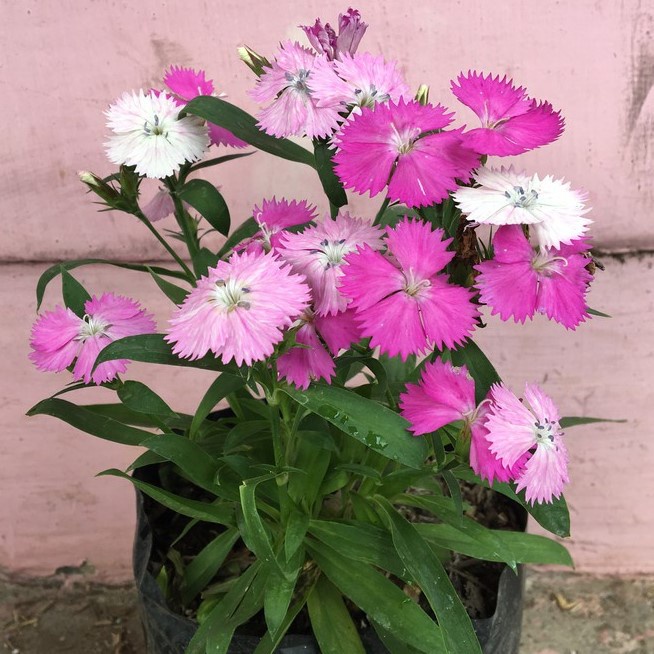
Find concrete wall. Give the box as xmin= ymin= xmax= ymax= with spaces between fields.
xmin=1 ymin=0 xmax=652 ymax=580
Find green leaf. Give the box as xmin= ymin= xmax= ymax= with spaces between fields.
xmin=99 ymin=469 xmax=234 ymax=525
xmin=184 ymin=96 xmax=315 ymax=167
xmin=195 ymin=246 xmax=220 ymax=278
xmin=36 ymin=259 xmax=186 ymax=311
xmin=284 ymin=510 xmax=310 ymax=561
xmin=307 ymin=540 xmax=446 ymax=654
xmin=93 ymin=334 xmax=229 ymax=371
xmin=314 ymin=140 xmax=347 ymax=209
xmin=26 ymin=398 xmax=152 ymax=446
xmin=190 ymin=373 xmax=246 ymax=439
xmin=375 ymin=497 xmax=482 ymax=654
xmin=117 ymin=380 xmax=177 ymax=419
xmin=179 ymin=178 xmax=230 ymax=236
xmin=264 ymin=557 xmax=301 ymax=637
xmin=180 ymin=528 xmax=239 ymax=606
xmin=307 ymin=575 xmax=366 ymax=654
xmin=61 ymin=269 xmax=91 ymax=317
xmin=188 ymin=150 xmax=256 ymax=173
xmin=588 ymin=307 xmax=611 ymax=318
xmin=147 ymin=267 xmax=188 ymax=304
xmin=283 ymin=384 xmax=427 ymax=469
xmin=450 ymin=340 xmax=501 ymax=404
xmin=559 ymin=416 xmax=625 ymax=428
xmin=370 ymin=620 xmax=425 ymax=654
xmin=252 ymin=594 xmax=310 ymax=654
xmin=216 ymin=217 xmax=259 ymax=259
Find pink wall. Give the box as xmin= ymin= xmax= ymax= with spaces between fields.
xmin=1 ymin=0 xmax=653 ymax=580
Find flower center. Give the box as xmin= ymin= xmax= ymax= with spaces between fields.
xmin=78 ymin=315 xmax=110 ymax=341
xmin=403 ymin=273 xmax=431 ymax=297
xmin=315 ymin=238 xmax=350 ymax=269
xmin=389 ymin=123 xmax=421 ymax=155
xmin=212 ymin=278 xmax=252 ymax=311
xmin=354 ymin=85 xmax=389 ymax=108
xmin=531 ymin=253 xmax=568 ymax=275
xmin=504 ymin=185 xmax=539 ymax=208
xmin=533 ymin=420 xmax=559 ymax=448
xmin=285 ymin=69 xmax=311 ymax=94
xmin=143 ymin=114 xmax=167 ymax=137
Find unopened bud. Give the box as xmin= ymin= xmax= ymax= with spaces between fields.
xmin=78 ymin=170 xmax=121 ymax=204
xmin=415 ymin=84 xmax=430 ymax=105
xmin=237 ymin=45 xmax=271 ymax=77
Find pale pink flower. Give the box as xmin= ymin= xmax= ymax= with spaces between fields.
xmin=333 ymin=99 xmax=479 ymax=208
xmin=475 ymin=225 xmax=593 ymax=329
xmin=251 ymin=42 xmax=341 ymax=139
xmin=278 ymin=211 xmax=383 ymax=316
xmin=339 ymin=218 xmax=479 ymax=359
xmin=485 ymin=383 xmax=569 ymax=504
xmin=242 ymin=197 xmax=317 ymax=254
xmin=141 ymin=187 xmax=175 ymax=222
xmin=29 ymin=293 xmax=156 ymax=384
xmin=105 ymin=90 xmax=209 ymax=179
xmin=163 ymin=66 xmax=247 ymax=148
xmin=451 ymin=71 xmax=564 ymax=156
xmin=300 ymin=8 xmax=368 ymax=61
xmin=452 ymin=166 xmax=592 ymax=250
xmin=166 ymin=251 xmax=311 ymax=366
xmin=310 ymin=52 xmax=409 ymax=110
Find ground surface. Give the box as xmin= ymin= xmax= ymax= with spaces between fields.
xmin=1 ymin=571 xmax=652 ymax=653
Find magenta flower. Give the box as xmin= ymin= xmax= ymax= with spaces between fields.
xmin=485 ymin=383 xmax=569 ymax=504
xmin=166 ymin=251 xmax=311 ymax=367
xmin=30 ymin=293 xmax=156 ymax=385
xmin=251 ymin=42 xmax=341 ymax=139
xmin=163 ymin=66 xmax=247 ymax=148
xmin=333 ymin=99 xmax=479 ymax=208
xmin=452 ymin=71 xmax=565 ymax=157
xmin=310 ymin=52 xmax=409 ymax=110
xmin=300 ymin=8 xmax=368 ymax=61
xmin=399 ymin=359 xmax=515 ymax=484
xmin=339 ymin=219 xmax=479 ymax=359
xmin=278 ymin=211 xmax=383 ymax=316
xmin=475 ymin=225 xmax=593 ymax=329
xmin=241 ymin=197 xmax=317 ymax=254
xmin=451 ymin=71 xmax=564 ymax=156
xmin=314 ymin=308 xmax=362 ymax=353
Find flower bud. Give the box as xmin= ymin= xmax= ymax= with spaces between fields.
xmin=415 ymin=84 xmax=430 ymax=105
xmin=78 ymin=170 xmax=122 ymax=205
xmin=237 ymin=45 xmax=271 ymax=77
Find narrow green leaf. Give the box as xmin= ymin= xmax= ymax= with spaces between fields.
xmin=190 ymin=373 xmax=246 ymax=439
xmin=588 ymin=307 xmax=611 ymax=318
xmin=117 ymin=380 xmax=177 ymax=419
xmin=184 ymin=96 xmax=316 ymax=167
xmin=195 ymin=246 xmax=220 ymax=278
xmin=450 ymin=340 xmax=501 ymax=404
xmin=180 ymin=528 xmax=239 ymax=606
xmin=26 ymin=398 xmax=151 ymax=446
xmin=307 ymin=540 xmax=446 ymax=654
xmin=252 ymin=594 xmax=310 ymax=654
xmin=98 ymin=469 xmax=234 ymax=525
xmin=264 ymin=558 xmax=301 ymax=637
xmin=375 ymin=497 xmax=481 ymax=654
xmin=284 ymin=511 xmax=310 ymax=562
xmin=147 ymin=267 xmax=188 ymax=304
xmin=179 ymin=178 xmax=230 ymax=236
xmin=559 ymin=416 xmax=626 ymax=428
xmin=61 ymin=269 xmax=91 ymax=317
xmin=307 ymin=575 xmax=366 ymax=654
xmin=370 ymin=620 xmax=425 ymax=654
xmin=283 ymin=384 xmax=427 ymax=469
xmin=314 ymin=140 xmax=347 ymax=208
xmin=216 ymin=217 xmax=259 ymax=259
xmin=188 ymin=150 xmax=256 ymax=173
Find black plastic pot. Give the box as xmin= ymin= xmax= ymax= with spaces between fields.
xmin=134 ymin=488 xmax=525 ymax=654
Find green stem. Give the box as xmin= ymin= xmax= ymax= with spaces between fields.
xmin=373 ymin=196 xmax=391 ymax=226
xmin=164 ymin=176 xmax=201 ymax=272
xmin=270 ymin=402 xmax=291 ymax=523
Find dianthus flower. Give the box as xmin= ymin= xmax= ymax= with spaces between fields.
xmin=163 ymin=66 xmax=247 ymax=148
xmin=166 ymin=251 xmax=311 ymax=367
xmin=105 ymin=90 xmax=209 ymax=179
xmin=452 ymin=166 xmax=591 ymax=250
xmin=278 ymin=211 xmax=383 ymax=315
xmin=475 ymin=225 xmax=593 ymax=329
xmin=399 ymin=359 xmax=517 ymax=484
xmin=310 ymin=52 xmax=409 ymax=110
xmin=300 ymin=8 xmax=368 ymax=60
xmin=339 ymin=219 xmax=479 ymax=359
xmin=251 ymin=42 xmax=341 ymax=139
xmin=451 ymin=71 xmax=564 ymax=156
xmin=333 ymin=99 xmax=479 ymax=208
xmin=485 ymin=383 xmax=569 ymax=504
xmin=30 ymin=293 xmax=156 ymax=384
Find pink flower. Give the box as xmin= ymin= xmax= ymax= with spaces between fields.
xmin=141 ymin=187 xmax=180 ymax=222
xmin=485 ymin=383 xmax=569 ymax=504
xmin=300 ymin=8 xmax=368 ymax=60
xmin=30 ymin=293 xmax=156 ymax=384
xmin=278 ymin=211 xmax=383 ymax=316
xmin=250 ymin=42 xmax=341 ymax=139
xmin=340 ymin=219 xmax=479 ymax=359
xmin=399 ymin=359 xmax=516 ymax=484
xmin=333 ymin=99 xmax=479 ymax=208
xmin=242 ymin=197 xmax=317 ymax=254
xmin=475 ymin=225 xmax=593 ymax=329
xmin=163 ymin=66 xmax=247 ymax=148
xmin=166 ymin=251 xmax=311 ymax=366
xmin=310 ymin=52 xmax=409 ymax=110
xmin=451 ymin=71 xmax=564 ymax=156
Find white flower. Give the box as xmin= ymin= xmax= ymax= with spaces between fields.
xmin=452 ymin=166 xmax=592 ymax=249
xmin=104 ymin=90 xmax=209 ymax=179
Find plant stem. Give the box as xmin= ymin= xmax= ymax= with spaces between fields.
xmin=373 ymin=196 xmax=391 ymax=226
xmin=164 ymin=176 xmax=201 ymax=273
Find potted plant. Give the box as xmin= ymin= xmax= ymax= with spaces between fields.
xmin=27 ymin=8 xmax=604 ymax=653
